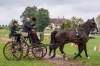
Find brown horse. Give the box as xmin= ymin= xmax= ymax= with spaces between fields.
xmin=49 ymin=18 xmax=98 ymax=60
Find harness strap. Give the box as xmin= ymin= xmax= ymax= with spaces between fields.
xmin=76 ymin=29 xmax=79 ymax=37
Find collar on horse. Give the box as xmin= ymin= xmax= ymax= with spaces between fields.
xmin=75 ymin=29 xmax=79 ymax=38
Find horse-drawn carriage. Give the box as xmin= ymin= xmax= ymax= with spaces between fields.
xmin=3 ymin=18 xmax=98 ymax=60
xmin=3 ymin=31 xmax=47 ymax=60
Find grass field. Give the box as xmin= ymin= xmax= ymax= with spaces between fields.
xmin=0 ymin=29 xmax=100 ymax=66
xmin=61 ymin=36 xmax=100 ymax=66
xmin=0 ymin=29 xmax=55 ymax=66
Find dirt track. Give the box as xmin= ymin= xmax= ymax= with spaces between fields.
xmin=0 ymin=37 xmax=83 ymax=66
xmin=43 ymin=52 xmax=83 ymax=66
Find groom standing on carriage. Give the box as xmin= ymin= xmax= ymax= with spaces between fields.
xmin=22 ymin=17 xmax=40 ymax=43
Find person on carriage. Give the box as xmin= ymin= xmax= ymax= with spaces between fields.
xmin=9 ymin=21 xmax=21 ymax=43
xmin=22 ymin=17 xmax=40 ymax=43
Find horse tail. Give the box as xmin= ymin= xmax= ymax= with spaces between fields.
xmin=49 ymin=30 xmax=57 ymax=57
xmin=50 ymin=30 xmax=57 ymax=44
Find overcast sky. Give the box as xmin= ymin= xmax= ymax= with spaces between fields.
xmin=0 ymin=0 xmax=100 ymax=25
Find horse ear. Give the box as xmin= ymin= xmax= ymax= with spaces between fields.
xmin=92 ymin=17 xmax=94 ymax=20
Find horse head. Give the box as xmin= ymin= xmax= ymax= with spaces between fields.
xmin=88 ymin=18 xmax=98 ymax=31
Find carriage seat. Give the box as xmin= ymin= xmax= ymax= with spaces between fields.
xmin=21 ymin=32 xmax=29 ymax=38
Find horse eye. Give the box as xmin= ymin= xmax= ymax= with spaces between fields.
xmin=92 ymin=23 xmax=95 ymax=25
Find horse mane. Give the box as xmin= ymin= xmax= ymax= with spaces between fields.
xmin=80 ymin=20 xmax=89 ymax=28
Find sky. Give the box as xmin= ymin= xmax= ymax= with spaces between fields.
xmin=0 ymin=0 xmax=100 ymax=25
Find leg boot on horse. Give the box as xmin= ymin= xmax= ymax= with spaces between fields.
xmin=59 ymin=44 xmax=68 ymax=60
xmin=84 ymin=44 xmax=90 ymax=59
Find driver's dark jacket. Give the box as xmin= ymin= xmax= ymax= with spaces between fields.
xmin=22 ymin=22 xmax=35 ymax=32
xmin=10 ymin=25 xmax=17 ymax=35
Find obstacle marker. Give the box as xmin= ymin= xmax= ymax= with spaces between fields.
xmin=48 ymin=36 xmax=50 ymax=39
xmin=94 ymin=46 xmax=97 ymax=51
xmin=74 ymin=44 xmax=78 ymax=48
xmin=71 ymin=43 xmax=73 ymax=47
xmin=5 ymin=35 xmax=8 ymax=37
xmin=44 ymin=39 xmax=47 ymax=41
xmin=98 ymin=45 xmax=100 ymax=52
xmin=44 ymin=36 xmax=51 ymax=41
xmin=5 ymin=39 xmax=11 ymax=44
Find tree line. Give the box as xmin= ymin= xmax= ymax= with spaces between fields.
xmin=0 ymin=24 xmax=8 ymax=29
xmin=61 ymin=15 xmax=100 ymax=30
xmin=7 ymin=6 xmax=100 ymax=31
xmin=61 ymin=16 xmax=84 ymax=30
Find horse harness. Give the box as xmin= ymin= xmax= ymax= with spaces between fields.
xmin=75 ymin=29 xmax=79 ymax=38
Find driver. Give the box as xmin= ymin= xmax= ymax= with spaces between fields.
xmin=9 ymin=21 xmax=21 ymax=43
xmin=22 ymin=17 xmax=40 ymax=43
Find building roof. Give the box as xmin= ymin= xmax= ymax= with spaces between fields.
xmin=50 ymin=18 xmax=66 ymax=25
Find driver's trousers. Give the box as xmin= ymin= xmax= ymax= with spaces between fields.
xmin=27 ymin=30 xmax=39 ymax=43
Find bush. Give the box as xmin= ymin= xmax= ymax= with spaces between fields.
xmin=0 ymin=27 xmax=7 ymax=29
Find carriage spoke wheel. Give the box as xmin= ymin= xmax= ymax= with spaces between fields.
xmin=40 ymin=44 xmax=47 ymax=57
xmin=12 ymin=43 xmax=23 ymax=60
xmin=21 ymin=42 xmax=29 ymax=58
xmin=32 ymin=44 xmax=43 ymax=60
xmin=3 ymin=42 xmax=23 ymax=60
xmin=3 ymin=42 xmax=13 ymax=60
xmin=27 ymin=45 xmax=34 ymax=60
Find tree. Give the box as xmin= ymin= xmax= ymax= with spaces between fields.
xmin=96 ymin=14 xmax=100 ymax=29
xmin=20 ymin=6 xmax=50 ymax=32
xmin=71 ymin=16 xmax=84 ymax=28
xmin=2 ymin=25 xmax=4 ymax=27
xmin=60 ymin=16 xmax=84 ymax=30
xmin=78 ymin=18 xmax=84 ymax=24
xmin=36 ymin=8 xmax=50 ymax=31
xmin=60 ymin=19 xmax=75 ymax=30
xmin=5 ymin=25 xmax=8 ymax=27
xmin=20 ymin=6 xmax=38 ymax=23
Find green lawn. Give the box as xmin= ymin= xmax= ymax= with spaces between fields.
xmin=0 ymin=29 xmax=9 ymax=38
xmin=54 ymin=35 xmax=100 ymax=66
xmin=0 ymin=29 xmax=54 ymax=66
xmin=42 ymin=34 xmax=100 ymax=66
xmin=0 ymin=40 xmax=55 ymax=66
xmin=1 ymin=29 xmax=100 ymax=66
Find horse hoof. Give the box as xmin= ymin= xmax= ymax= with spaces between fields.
xmin=49 ymin=57 xmax=52 ymax=59
xmin=87 ymin=57 xmax=90 ymax=59
xmin=74 ymin=56 xmax=76 ymax=59
xmin=49 ymin=56 xmax=55 ymax=59
xmin=65 ymin=57 xmax=68 ymax=61
xmin=74 ymin=52 xmax=78 ymax=55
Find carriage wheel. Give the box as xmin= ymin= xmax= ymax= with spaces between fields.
xmin=32 ymin=44 xmax=43 ymax=59
xmin=21 ymin=42 xmax=29 ymax=58
xmin=3 ymin=42 xmax=23 ymax=60
xmin=40 ymin=44 xmax=47 ymax=57
xmin=27 ymin=45 xmax=34 ymax=60
xmin=12 ymin=43 xmax=23 ymax=60
xmin=3 ymin=42 xmax=13 ymax=60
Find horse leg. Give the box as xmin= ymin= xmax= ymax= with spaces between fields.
xmin=50 ymin=47 xmax=57 ymax=59
xmin=74 ymin=44 xmax=82 ymax=58
xmin=78 ymin=44 xmax=82 ymax=58
xmin=84 ymin=44 xmax=90 ymax=59
xmin=49 ymin=46 xmax=53 ymax=57
xmin=59 ymin=44 xmax=68 ymax=60
xmin=74 ymin=45 xmax=83 ymax=59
